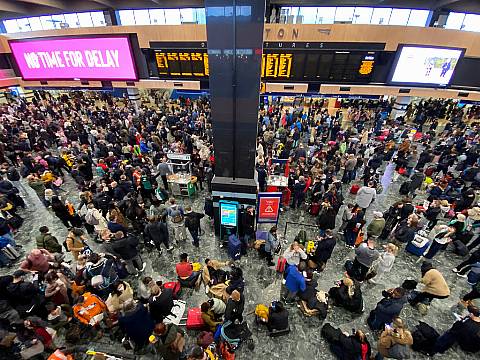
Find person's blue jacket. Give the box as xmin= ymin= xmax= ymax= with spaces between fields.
xmin=367 ymin=296 xmax=407 ymax=330
xmin=285 ymin=265 xmax=306 ymax=293
xmin=118 ymin=303 xmax=155 ymax=347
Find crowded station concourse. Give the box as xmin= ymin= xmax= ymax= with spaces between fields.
xmin=0 ymin=89 xmax=480 ymax=360
xmin=2 ymin=3 xmax=480 ymax=360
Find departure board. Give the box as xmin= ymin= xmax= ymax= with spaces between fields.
xmin=151 ymin=49 xmax=376 ymax=83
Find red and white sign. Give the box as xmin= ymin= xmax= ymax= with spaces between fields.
xmin=258 ymin=195 xmax=281 ymax=222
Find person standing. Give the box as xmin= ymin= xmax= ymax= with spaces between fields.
xmin=156 ymin=157 xmax=172 ymax=191
xmin=355 ymin=181 xmax=377 ymax=211
xmin=292 ymin=176 xmax=306 ymax=209
xmin=167 ymin=198 xmax=186 ymax=244
xmin=144 ymin=216 xmax=173 ymax=253
xmin=184 ymin=206 xmax=204 ymax=247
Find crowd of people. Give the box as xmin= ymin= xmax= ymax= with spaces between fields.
xmin=0 ymin=90 xmax=479 ymax=360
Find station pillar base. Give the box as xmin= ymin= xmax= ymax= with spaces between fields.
xmin=211 ymin=177 xmax=257 ymax=236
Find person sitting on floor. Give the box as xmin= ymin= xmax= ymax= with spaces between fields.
xmin=267 ymin=301 xmax=289 ymax=333
xmin=175 ymin=253 xmax=201 ymax=288
xmin=367 ymin=287 xmax=407 ymax=331
xmin=328 ymin=274 xmax=364 ymax=313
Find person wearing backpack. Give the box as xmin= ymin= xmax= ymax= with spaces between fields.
xmin=167 ymin=198 xmax=186 ymax=244
xmin=184 ymin=206 xmax=204 ymax=247
xmin=65 ymin=228 xmax=88 ymax=261
xmin=36 ymin=226 xmax=62 ymax=254
xmin=144 ymin=216 xmax=172 ymax=253
xmin=107 ymin=231 xmax=145 ymax=275
xmin=85 ymin=203 xmax=108 ymax=234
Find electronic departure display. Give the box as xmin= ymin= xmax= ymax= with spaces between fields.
xmin=152 ymin=49 xmax=376 ymax=83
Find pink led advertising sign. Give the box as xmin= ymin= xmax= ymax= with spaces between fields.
xmin=9 ymin=36 xmax=137 ymax=81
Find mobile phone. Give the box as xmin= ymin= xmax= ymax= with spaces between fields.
xmin=385 ymin=323 xmax=393 ymax=330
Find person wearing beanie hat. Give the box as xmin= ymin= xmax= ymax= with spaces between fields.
xmin=367 ymin=212 xmax=386 ymax=238
xmin=409 ymin=262 xmax=450 ymax=312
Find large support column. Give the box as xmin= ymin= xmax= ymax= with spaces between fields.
xmin=127 ymin=88 xmax=141 ymax=114
xmin=205 ymin=0 xmax=266 ymax=234
xmin=390 ymin=96 xmax=411 ymax=120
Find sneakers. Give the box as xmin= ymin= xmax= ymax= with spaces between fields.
xmin=452 ymin=268 xmax=459 ymax=273
xmin=282 ymin=279 xmax=286 ymax=285
xmin=456 ymin=273 xmax=467 ymax=278
xmin=166 ymin=246 xmax=174 ymax=252
xmin=205 ymin=285 xmax=210 ymax=294
xmin=337 ymin=230 xmax=344 ymax=235
xmin=140 ymin=262 xmax=146 ymax=272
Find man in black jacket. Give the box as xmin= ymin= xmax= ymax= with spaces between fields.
xmin=310 ymin=230 xmax=337 ymax=271
xmin=144 ymin=216 xmax=172 ymax=253
xmin=241 ymin=206 xmax=255 ymax=255
xmin=433 ymin=301 xmax=480 ymax=354
xmin=148 ymin=286 xmax=174 ymax=323
xmin=184 ymin=206 xmax=204 ymax=247
xmin=267 ymin=301 xmax=289 ymax=332
xmin=224 ymin=290 xmax=245 ymax=324
xmin=108 ymin=231 xmax=145 ymax=275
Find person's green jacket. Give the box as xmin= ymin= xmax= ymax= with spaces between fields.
xmin=367 ymin=218 xmax=386 ymax=237
xmin=36 ymin=233 xmax=62 ymax=253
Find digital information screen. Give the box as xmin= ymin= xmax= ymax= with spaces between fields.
xmin=220 ymin=202 xmax=237 ymax=227
xmin=389 ymin=46 xmax=464 ymax=86
xmin=153 ymin=49 xmax=376 ymax=83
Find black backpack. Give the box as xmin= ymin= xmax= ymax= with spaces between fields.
xmin=399 ymin=181 xmax=410 ymax=196
xmin=6 ymin=168 xmax=20 ymax=182
xmin=412 ymin=321 xmax=440 ymax=355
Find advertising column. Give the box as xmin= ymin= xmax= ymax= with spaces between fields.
xmin=205 ymin=0 xmax=266 ymax=235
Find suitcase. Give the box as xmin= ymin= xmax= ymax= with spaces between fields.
xmin=186 ymin=307 xmax=205 ymax=330
xmin=406 ymin=235 xmax=430 ymax=256
xmin=1 ymin=244 xmax=20 ymax=260
xmin=228 ymin=234 xmax=241 ymax=260
xmin=309 ymin=202 xmax=321 ymax=216
xmin=164 ymin=300 xmax=186 ymax=326
xmin=350 ymin=184 xmax=360 ymax=194
xmin=163 ymin=281 xmax=181 ymax=298
xmin=276 ymin=256 xmax=287 ymax=273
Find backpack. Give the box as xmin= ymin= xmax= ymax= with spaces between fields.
xmin=6 ymin=168 xmax=20 ymax=182
xmin=163 ymin=281 xmax=181 ymax=298
xmin=295 ymin=230 xmax=308 ymax=245
xmin=399 ymin=181 xmax=410 ymax=196
xmin=85 ymin=210 xmax=99 ymax=226
xmin=412 ymin=321 xmax=439 ymax=355
xmin=170 ymin=209 xmax=184 ymax=224
xmin=467 ymin=264 xmax=480 ymax=285
xmin=141 ymin=175 xmax=152 ymax=190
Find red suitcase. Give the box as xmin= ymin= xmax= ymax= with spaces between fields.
xmin=350 ymin=184 xmax=360 ymax=194
xmin=163 ymin=281 xmax=181 ymax=298
xmin=276 ymin=257 xmax=287 ymax=273
xmin=186 ymin=308 xmax=205 ymax=330
xmin=309 ymin=202 xmax=321 ymax=216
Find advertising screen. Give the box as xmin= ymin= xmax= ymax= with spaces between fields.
xmin=389 ymin=46 xmax=463 ymax=86
xmin=9 ymin=36 xmax=137 ymax=81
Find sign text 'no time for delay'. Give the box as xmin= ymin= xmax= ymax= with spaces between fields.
xmin=23 ymin=49 xmax=121 ymax=69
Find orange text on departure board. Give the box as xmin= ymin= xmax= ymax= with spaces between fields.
xmin=262 ymin=53 xmax=293 ymax=78
xmin=358 ymin=60 xmax=374 ymax=75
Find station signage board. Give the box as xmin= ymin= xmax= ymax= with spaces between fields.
xmin=151 ymin=46 xmax=376 ymax=83
xmin=9 ymin=36 xmax=137 ymax=81
xmin=257 ymin=192 xmax=282 ymax=224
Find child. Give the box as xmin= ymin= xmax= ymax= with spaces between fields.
xmin=371 ymin=243 xmax=398 ymax=284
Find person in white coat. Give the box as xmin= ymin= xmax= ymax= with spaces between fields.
xmin=355 ymin=181 xmax=377 ymax=210
xmin=369 ymin=243 xmax=398 ymax=284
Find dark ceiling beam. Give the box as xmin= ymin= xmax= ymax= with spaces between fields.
xmin=0 ymin=0 xmax=29 ymax=15
xmin=15 ymin=0 xmax=68 ymax=10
